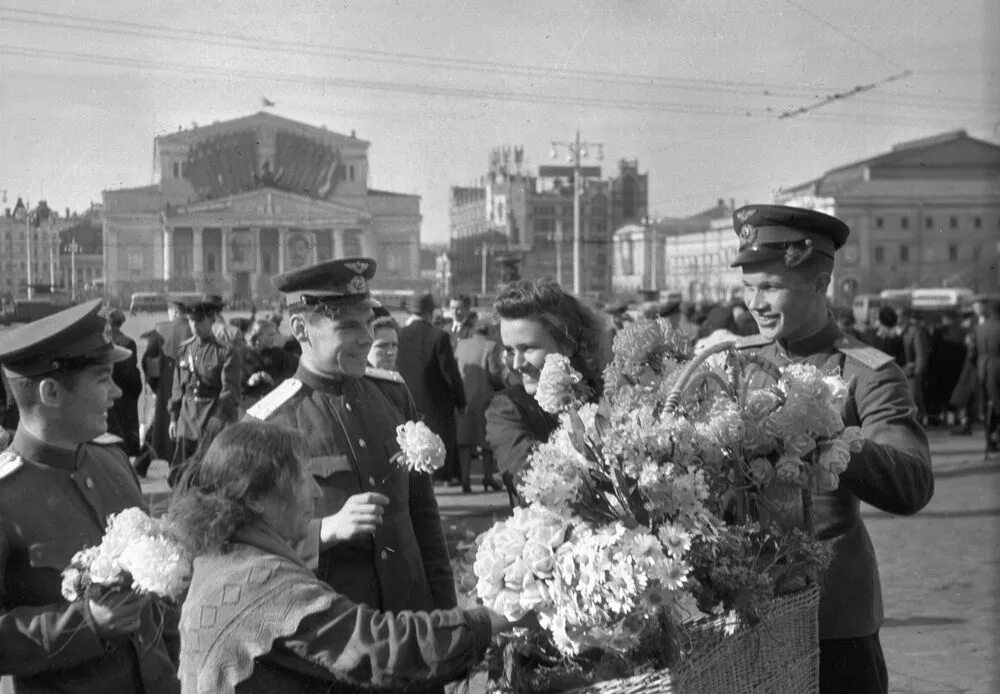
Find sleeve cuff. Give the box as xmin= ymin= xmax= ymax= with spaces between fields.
xmin=464 ymin=607 xmax=494 ymax=658
xmin=297 ymin=519 xmax=321 ymax=571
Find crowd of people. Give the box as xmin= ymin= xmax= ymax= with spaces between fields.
xmin=0 ymin=202 xmax=994 ymax=693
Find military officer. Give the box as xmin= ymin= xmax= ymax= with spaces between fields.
xmin=245 ymin=257 xmax=457 ymax=618
xmin=730 ymin=205 xmax=933 ymax=694
xmin=167 ymin=294 xmax=241 ymax=484
xmin=0 ymin=299 xmax=179 ymax=693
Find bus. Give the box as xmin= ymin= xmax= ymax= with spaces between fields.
xmin=910 ymin=288 xmax=975 ymax=312
xmin=129 ymin=291 xmax=207 ymax=314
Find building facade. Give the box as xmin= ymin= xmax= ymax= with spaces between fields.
xmin=58 ymin=205 xmax=105 ymax=300
xmin=774 ymin=130 xmax=1000 ymax=304
xmin=0 ymin=200 xmax=65 ymax=300
xmin=103 ymin=112 xmax=422 ymax=303
xmin=450 ymin=148 xmax=648 ymax=299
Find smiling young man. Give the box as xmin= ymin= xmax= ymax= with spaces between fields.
xmin=0 ymin=300 xmax=179 ymax=693
xmin=244 ymin=258 xmax=457 ymax=636
xmin=732 ymin=205 xmax=933 ymax=694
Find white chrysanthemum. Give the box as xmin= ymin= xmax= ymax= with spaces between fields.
xmin=61 ymin=567 xmax=86 ymax=602
xmin=118 ymin=534 xmax=192 ymax=600
xmin=394 ymin=420 xmax=446 ymax=474
xmin=519 ymin=430 xmax=589 ymax=511
xmin=535 ymin=353 xmax=583 ymax=414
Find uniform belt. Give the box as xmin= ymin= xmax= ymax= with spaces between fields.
xmin=185 ymin=392 xmax=220 ymax=401
xmin=187 ymin=385 xmax=221 ymax=398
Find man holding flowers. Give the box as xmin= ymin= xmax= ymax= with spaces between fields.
xmin=244 ymin=257 xmax=457 ymax=622
xmin=0 ymin=300 xmax=179 ymax=693
xmin=731 ymin=205 xmax=933 ymax=694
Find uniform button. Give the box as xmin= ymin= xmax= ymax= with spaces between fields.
xmin=358 ymin=439 xmax=367 ymax=448
xmin=85 ymin=478 xmax=95 ymax=490
xmin=380 ymin=550 xmax=389 ymax=561
xmin=345 ymin=402 xmax=353 ymax=412
xmin=136 ymin=634 xmax=144 ymax=646
xmin=368 ymin=476 xmax=376 ymax=486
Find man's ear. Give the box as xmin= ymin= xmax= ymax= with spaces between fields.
xmin=289 ymin=314 xmax=309 ymax=345
xmin=37 ymin=377 xmax=62 ymax=407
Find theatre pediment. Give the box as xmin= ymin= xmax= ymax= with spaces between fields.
xmin=166 ymin=188 xmax=371 ymax=227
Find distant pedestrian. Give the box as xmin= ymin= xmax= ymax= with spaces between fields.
xmin=106 ymin=308 xmax=143 ymax=457
xmin=970 ymin=298 xmax=1000 ymax=453
xmin=898 ymin=307 xmax=931 ymax=424
xmin=454 ymin=317 xmax=506 ymax=493
xmin=367 ymin=315 xmax=400 ymax=371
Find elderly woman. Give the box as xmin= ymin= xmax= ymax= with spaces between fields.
xmin=171 ymin=421 xmax=517 ymax=694
xmin=485 ymin=278 xmax=608 ymax=506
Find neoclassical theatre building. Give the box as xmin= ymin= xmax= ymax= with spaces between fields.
xmin=103 ymin=112 xmax=422 ymax=303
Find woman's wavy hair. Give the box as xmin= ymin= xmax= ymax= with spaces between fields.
xmin=167 ymin=421 xmax=309 ymax=556
xmin=493 ymin=278 xmax=609 ymax=393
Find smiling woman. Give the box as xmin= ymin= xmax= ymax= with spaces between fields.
xmin=486 ymin=278 xmax=609 ymax=507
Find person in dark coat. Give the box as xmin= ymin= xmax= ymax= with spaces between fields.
xmin=105 ymin=309 xmax=143 ymax=457
xmin=862 ymin=306 xmax=905 ymax=366
xmin=136 ymin=298 xmax=191 ymax=474
xmin=168 ymin=295 xmax=241 ymax=485
xmin=240 ymin=318 xmax=288 ymax=410
xmin=970 ymin=298 xmax=1000 ymax=453
xmin=243 ymin=258 xmax=458 ymax=638
xmin=0 ymin=300 xmax=180 ymax=693
xmin=897 ymin=306 xmax=931 ymax=424
xmin=396 ymin=293 xmax=468 ymax=485
xmin=731 ymin=204 xmax=933 ymax=694
xmin=486 ymin=278 xmax=608 ymax=507
xmin=454 ymin=317 xmax=506 ymax=493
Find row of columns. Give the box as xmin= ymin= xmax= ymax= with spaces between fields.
xmin=163 ymin=225 xmax=361 ymax=281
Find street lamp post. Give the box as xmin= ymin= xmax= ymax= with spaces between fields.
xmin=551 ymin=131 xmax=602 ymax=295
xmin=68 ymin=239 xmax=80 ymax=302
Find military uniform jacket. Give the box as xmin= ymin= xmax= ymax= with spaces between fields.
xmin=0 ymin=427 xmax=179 ymax=694
xmin=244 ymin=365 xmax=457 ymax=614
xmin=169 ymin=334 xmax=241 ymax=441
xmin=736 ymin=320 xmax=933 ymax=639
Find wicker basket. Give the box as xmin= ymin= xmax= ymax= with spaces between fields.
xmin=567 ymin=585 xmax=820 ymax=694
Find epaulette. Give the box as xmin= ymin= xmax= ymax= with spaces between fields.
xmin=0 ymin=450 xmax=23 ymax=480
xmin=834 ymin=336 xmax=895 ymax=370
xmin=733 ymin=334 xmax=774 ymax=350
xmin=245 ymin=377 xmax=303 ymax=420
xmin=364 ymin=367 xmax=405 ymax=385
xmin=91 ymin=433 xmax=124 ymax=446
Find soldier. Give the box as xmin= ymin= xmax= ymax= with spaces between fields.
xmin=730 ymin=205 xmax=933 ymax=694
xmin=0 ymin=299 xmax=179 ymax=693
xmin=167 ymin=294 xmax=240 ymax=484
xmin=244 ymin=257 xmax=457 ymax=620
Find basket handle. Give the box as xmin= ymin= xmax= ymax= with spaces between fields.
xmin=663 ymin=340 xmax=736 ymax=414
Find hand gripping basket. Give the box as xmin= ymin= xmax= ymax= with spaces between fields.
xmin=568 ymin=342 xmax=821 ymax=694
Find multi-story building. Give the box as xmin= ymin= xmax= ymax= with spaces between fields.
xmin=59 ymin=205 xmax=105 ymax=300
xmin=450 ymin=148 xmax=647 ymax=299
xmin=103 ymin=112 xmax=422 ymax=303
xmin=0 ymin=199 xmax=65 ymax=300
xmin=613 ymin=200 xmax=734 ymax=300
xmin=774 ymin=130 xmax=1000 ymax=303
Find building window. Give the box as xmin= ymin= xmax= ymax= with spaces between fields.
xmin=172 ymin=162 xmax=180 ymax=179
xmin=949 ymin=244 xmax=959 ymax=261
xmin=875 ymin=217 xmax=884 ymax=229
xmin=950 ymin=216 xmax=958 ymax=229
xmin=925 ymin=217 xmax=934 ymax=229
xmin=900 ymin=217 xmax=909 ymax=230
xmin=262 ymin=253 xmax=272 ymax=274
xmin=348 ymin=165 xmax=355 ymax=181
xmin=874 ymin=246 xmax=884 ymax=262
xmin=974 ymin=216 xmax=982 ymax=229
xmin=899 ymin=246 xmax=909 ymax=262
xmin=206 ymin=252 xmax=216 ymax=273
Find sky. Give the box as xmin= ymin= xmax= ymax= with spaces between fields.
xmin=0 ymin=0 xmax=997 ymax=245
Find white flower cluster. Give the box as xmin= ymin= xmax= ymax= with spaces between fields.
xmin=394 ymin=420 xmax=446 ymax=474
xmin=535 ymin=353 xmax=584 ymax=414
xmin=739 ymin=363 xmax=862 ymax=492
xmin=61 ymin=507 xmax=191 ymax=602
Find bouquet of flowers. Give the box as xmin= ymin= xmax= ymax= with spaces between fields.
xmin=471 ymin=318 xmax=851 ymax=691
xmin=61 ymin=507 xmax=191 ymax=603
xmin=394 ymin=420 xmax=447 ymax=474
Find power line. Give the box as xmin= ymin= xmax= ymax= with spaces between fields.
xmin=780 ymin=0 xmax=909 ymax=71
xmin=778 ymin=70 xmax=914 ymax=119
xmin=0 ymin=44 xmax=986 ymax=131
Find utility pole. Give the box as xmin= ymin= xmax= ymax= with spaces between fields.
xmin=554 ymin=219 xmax=564 ymax=286
xmin=69 ymin=239 xmax=80 ymax=302
xmin=48 ymin=227 xmax=55 ymax=291
xmin=648 ymin=219 xmax=657 ymax=293
xmin=550 ymin=131 xmax=602 ymax=295
xmin=480 ymin=239 xmax=489 ymax=295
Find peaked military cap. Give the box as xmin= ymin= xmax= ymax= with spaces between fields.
xmin=0 ymin=299 xmax=132 ymax=377
xmin=730 ymin=204 xmax=850 ymax=268
xmin=272 ymin=257 xmax=379 ymax=308
xmin=178 ymin=294 xmax=225 ymax=316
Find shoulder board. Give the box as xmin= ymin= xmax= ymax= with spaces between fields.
xmin=364 ymin=367 xmax=405 ymax=385
xmin=834 ymin=336 xmax=895 ymax=370
xmin=179 ymin=336 xmax=196 ymax=347
xmin=734 ymin=334 xmax=774 ymax=350
xmin=0 ymin=450 xmax=23 ymax=480
xmin=91 ymin=433 xmax=124 ymax=446
xmin=245 ymin=378 xmax=303 ymax=420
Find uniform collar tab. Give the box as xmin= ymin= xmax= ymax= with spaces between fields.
xmin=12 ymin=426 xmax=79 ymax=470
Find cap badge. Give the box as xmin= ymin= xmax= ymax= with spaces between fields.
xmin=735 ymin=208 xmax=757 ymax=223
xmin=347 ymin=276 xmax=368 ymax=294
xmin=345 ymin=261 xmax=369 ymax=274
xmin=739 ymin=224 xmax=757 ymax=247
